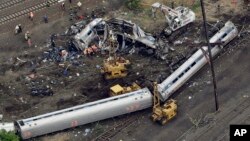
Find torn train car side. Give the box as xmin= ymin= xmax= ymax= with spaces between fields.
xmin=73 ymin=18 xmax=159 ymax=55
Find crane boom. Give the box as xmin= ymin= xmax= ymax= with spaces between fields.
xmin=152 ymin=2 xmax=195 ymax=35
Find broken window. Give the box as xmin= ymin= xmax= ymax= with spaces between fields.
xmin=87 ymin=30 xmax=92 ymax=36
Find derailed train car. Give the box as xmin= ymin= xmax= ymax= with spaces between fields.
xmin=158 ymin=21 xmax=238 ymax=101
xmin=14 ymin=21 xmax=238 ymax=140
xmin=15 ymin=88 xmax=152 ymax=139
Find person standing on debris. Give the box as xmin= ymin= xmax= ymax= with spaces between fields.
xmin=69 ymin=0 xmax=72 ymax=4
xmin=217 ymin=4 xmax=220 ymax=14
xmin=171 ymin=1 xmax=175 ymax=9
xmin=29 ymin=12 xmax=34 ymax=21
xmin=91 ymin=10 xmax=96 ymax=19
xmin=43 ymin=14 xmax=48 ymax=23
xmin=50 ymin=34 xmax=56 ymax=47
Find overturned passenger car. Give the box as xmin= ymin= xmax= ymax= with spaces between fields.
xmin=73 ymin=18 xmax=170 ymax=58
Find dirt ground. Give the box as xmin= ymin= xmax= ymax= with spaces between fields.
xmin=0 ymin=0 xmax=249 ymax=141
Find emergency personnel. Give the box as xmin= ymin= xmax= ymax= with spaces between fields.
xmin=46 ymin=1 xmax=50 ymax=7
xmin=61 ymin=2 xmax=65 ymax=10
xmin=25 ymin=31 xmax=30 ymax=41
xmin=18 ymin=24 xmax=22 ymax=33
xmin=25 ymin=31 xmax=32 ymax=47
xmin=171 ymin=1 xmax=174 ymax=9
xmin=91 ymin=10 xmax=96 ymax=19
xmin=15 ymin=25 xmax=20 ymax=34
xmin=15 ymin=24 xmax=22 ymax=34
xmin=43 ymin=14 xmax=48 ymax=23
xmin=29 ymin=12 xmax=34 ymax=21
xmin=217 ymin=4 xmax=220 ymax=14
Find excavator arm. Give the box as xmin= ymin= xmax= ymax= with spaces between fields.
xmin=153 ymin=82 xmax=160 ymax=109
xmin=152 ymin=2 xmax=178 ymax=26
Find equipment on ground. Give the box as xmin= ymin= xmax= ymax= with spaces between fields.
xmin=152 ymin=2 xmax=195 ymax=36
xmin=101 ymin=31 xmax=130 ymax=79
xmin=109 ymin=83 xmax=141 ymax=96
xmin=151 ymin=82 xmax=177 ymax=125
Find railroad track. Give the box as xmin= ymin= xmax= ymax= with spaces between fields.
xmin=0 ymin=0 xmax=59 ymax=26
xmin=94 ymin=115 xmax=140 ymax=141
xmin=194 ymin=97 xmax=250 ymax=141
xmin=219 ymin=27 xmax=250 ymax=57
xmin=0 ymin=0 xmax=29 ymax=12
xmin=176 ymin=96 xmax=250 ymax=141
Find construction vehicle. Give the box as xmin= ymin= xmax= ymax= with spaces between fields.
xmin=152 ymin=2 xmax=195 ymax=36
xmin=151 ymin=82 xmax=177 ymax=125
xmin=101 ymin=30 xmax=130 ymax=79
xmin=109 ymin=82 xmax=141 ymax=96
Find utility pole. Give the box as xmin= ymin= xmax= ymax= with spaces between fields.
xmin=200 ymin=0 xmax=219 ymax=111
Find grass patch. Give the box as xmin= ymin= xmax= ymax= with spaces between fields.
xmin=0 ymin=130 xmax=20 ymax=141
xmin=192 ymin=0 xmax=201 ymax=13
xmin=126 ymin=0 xmax=142 ymax=11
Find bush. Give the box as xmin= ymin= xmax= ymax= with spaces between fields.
xmin=192 ymin=0 xmax=201 ymax=12
xmin=0 ymin=130 xmax=20 ymax=141
xmin=126 ymin=0 xmax=141 ymax=10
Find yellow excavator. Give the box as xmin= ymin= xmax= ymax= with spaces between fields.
xmin=109 ymin=82 xmax=141 ymax=96
xmin=151 ymin=82 xmax=177 ymax=125
xmin=101 ymin=31 xmax=130 ymax=80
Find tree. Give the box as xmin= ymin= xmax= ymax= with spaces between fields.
xmin=0 ymin=130 xmax=20 ymax=141
xmin=126 ymin=0 xmax=141 ymax=10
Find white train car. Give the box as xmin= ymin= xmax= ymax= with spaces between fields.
xmin=74 ymin=18 xmax=104 ymax=50
xmin=158 ymin=21 xmax=238 ymax=101
xmin=16 ymin=88 xmax=152 ymax=139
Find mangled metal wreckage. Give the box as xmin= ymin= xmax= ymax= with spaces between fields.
xmin=73 ymin=18 xmax=168 ymax=58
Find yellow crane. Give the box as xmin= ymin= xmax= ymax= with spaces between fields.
xmin=151 ymin=82 xmax=177 ymax=125
xmin=101 ymin=31 xmax=130 ymax=80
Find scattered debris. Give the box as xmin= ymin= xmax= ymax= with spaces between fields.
xmin=83 ymin=128 xmax=91 ymax=136
xmin=31 ymin=87 xmax=53 ymax=97
xmin=243 ymin=95 xmax=249 ymax=98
